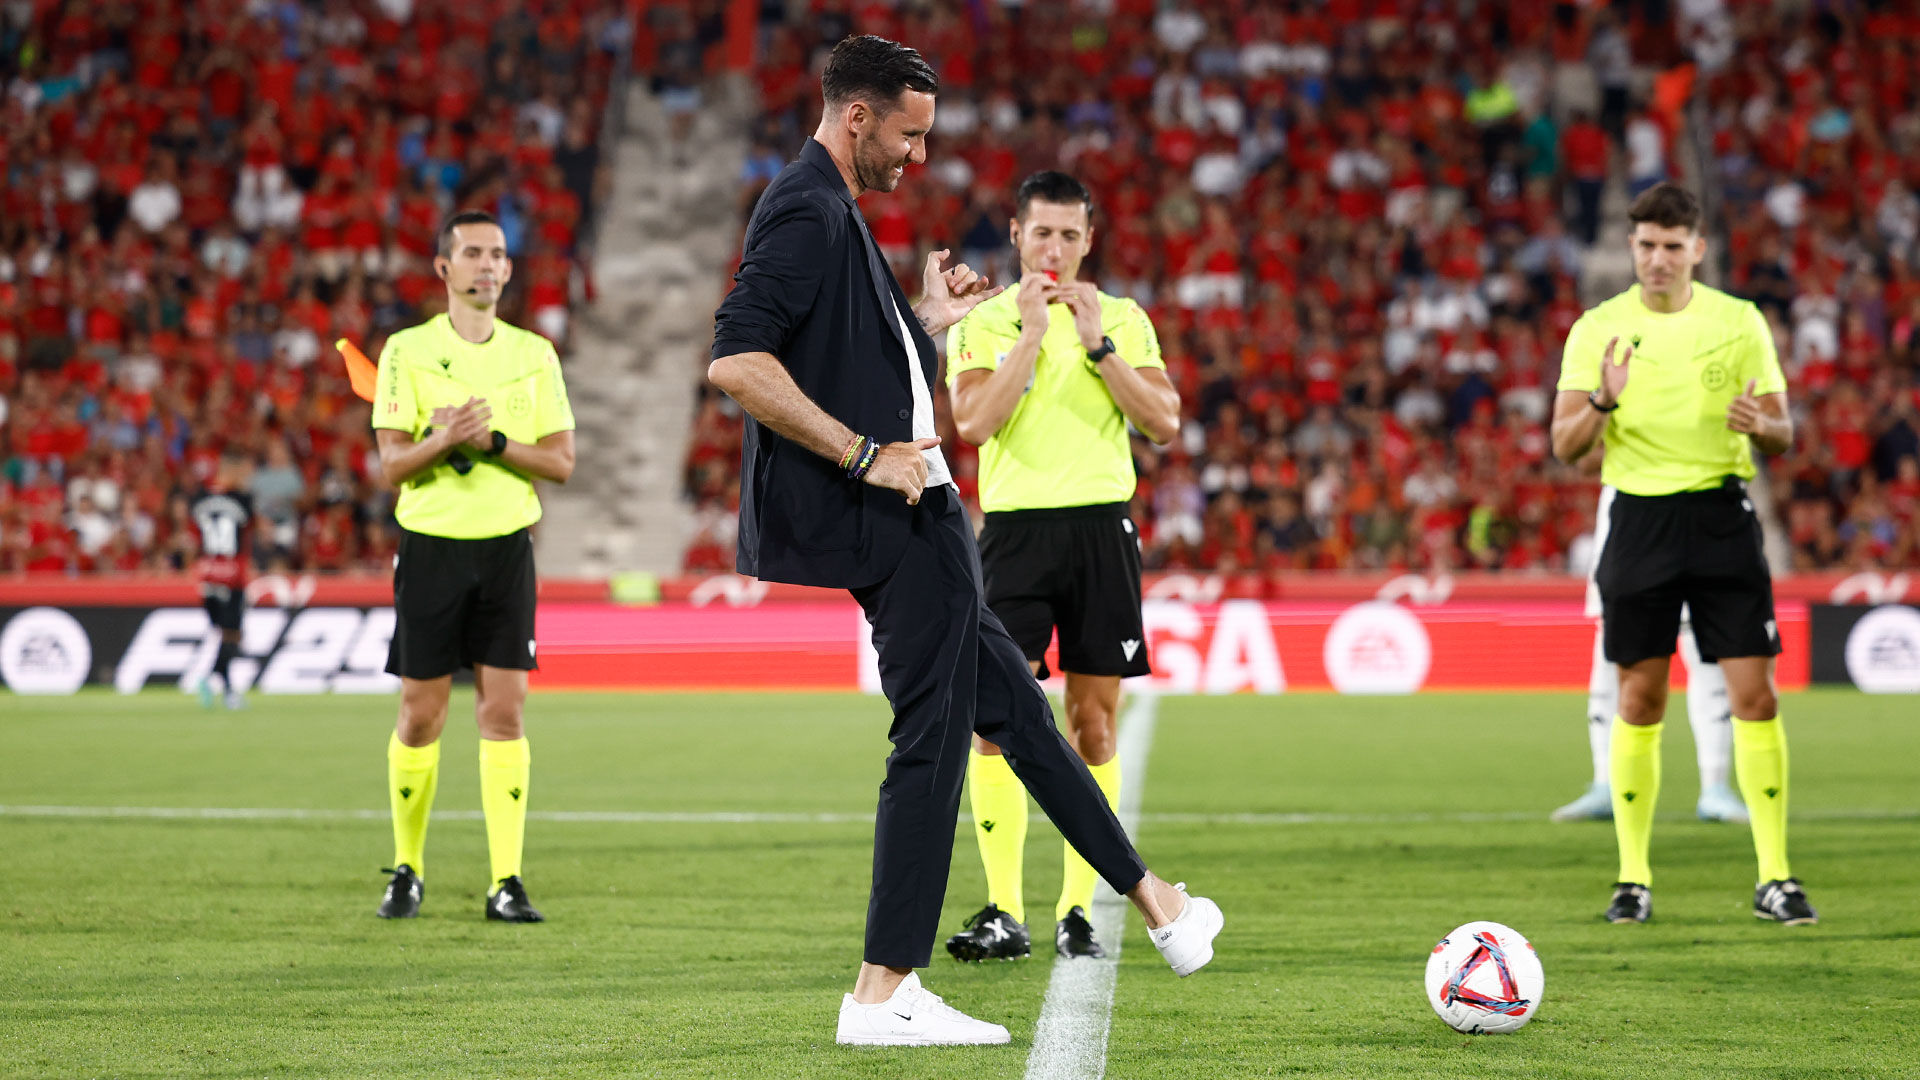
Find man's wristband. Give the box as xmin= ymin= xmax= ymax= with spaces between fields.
xmin=1085 ymin=335 xmax=1117 ymax=370
xmin=1588 ymin=390 xmax=1619 ymax=413
xmin=838 ymin=433 xmax=866 ymax=471
xmin=846 ymin=436 xmax=880 ymax=481
xmin=485 ymin=430 xmax=508 ymax=456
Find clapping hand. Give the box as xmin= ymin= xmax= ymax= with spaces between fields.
xmin=1725 ymin=379 xmax=1764 ymax=435
xmin=436 ymin=397 xmax=492 ymax=451
xmin=431 ymin=397 xmax=492 ymax=474
xmin=1596 ymin=336 xmax=1632 ymax=406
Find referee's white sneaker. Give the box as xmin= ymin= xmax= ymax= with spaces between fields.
xmin=835 ymin=972 xmax=1010 ymax=1046
xmin=1150 ymin=883 xmax=1224 ymax=977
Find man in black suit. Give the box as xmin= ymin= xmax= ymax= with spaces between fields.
xmin=707 ymin=35 xmax=1223 ymax=1047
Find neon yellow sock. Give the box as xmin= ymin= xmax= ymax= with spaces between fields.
xmin=1733 ymin=715 xmax=1791 ymax=882
xmin=478 ymin=736 xmax=531 ymax=886
xmin=967 ymin=749 xmax=1028 ymax=925
xmin=387 ymin=733 xmax=439 ymax=878
xmin=1609 ymin=718 xmax=1661 ymax=886
xmin=1057 ymin=756 xmax=1121 ymax=921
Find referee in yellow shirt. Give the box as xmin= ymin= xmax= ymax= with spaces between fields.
xmin=1551 ymin=183 xmax=1815 ymax=926
xmin=370 ymin=210 xmax=576 ymax=923
xmin=943 ymin=171 xmax=1181 ymax=962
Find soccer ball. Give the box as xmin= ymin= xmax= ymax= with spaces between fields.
xmin=1424 ymin=921 xmax=1544 ymax=1034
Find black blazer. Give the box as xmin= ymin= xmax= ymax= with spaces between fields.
xmin=710 ymin=138 xmax=939 ymax=589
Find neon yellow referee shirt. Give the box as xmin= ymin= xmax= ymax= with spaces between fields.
xmin=372 ymin=314 xmax=576 ymax=538
xmin=1556 ymin=283 xmax=1785 ymax=496
xmin=946 ymin=282 xmax=1164 ymax=512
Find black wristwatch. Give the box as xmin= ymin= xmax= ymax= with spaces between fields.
xmin=486 ymin=430 xmax=508 ymax=456
xmin=1085 ymin=335 xmax=1117 ymax=367
xmin=1588 ymin=390 xmax=1619 ymax=413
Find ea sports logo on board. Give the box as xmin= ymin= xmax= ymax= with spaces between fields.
xmin=1843 ymin=605 xmax=1920 ymax=694
xmin=1323 ymin=601 xmax=1431 ymax=694
xmin=1 ymin=607 xmax=93 ymax=695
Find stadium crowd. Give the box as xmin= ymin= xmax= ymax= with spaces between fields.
xmin=0 ymin=0 xmax=632 ymax=575
xmin=685 ymin=1 xmax=1919 ymax=576
xmin=1692 ymin=1 xmax=1920 ymax=571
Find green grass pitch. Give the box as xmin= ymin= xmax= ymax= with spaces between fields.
xmin=3 ymin=689 xmax=1915 ymax=1078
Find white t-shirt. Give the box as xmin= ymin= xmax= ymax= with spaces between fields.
xmin=890 ymin=295 xmax=952 ymax=488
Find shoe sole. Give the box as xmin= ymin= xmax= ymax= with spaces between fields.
xmin=376 ymin=910 xmax=418 ymax=919
xmin=1754 ymin=911 xmax=1818 ymax=926
xmin=836 ymin=1032 xmax=1011 ymax=1047
xmin=1608 ymin=915 xmax=1649 ymax=924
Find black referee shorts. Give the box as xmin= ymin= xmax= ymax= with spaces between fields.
xmin=978 ymin=502 xmax=1150 ymax=680
xmin=387 ymin=527 xmax=539 ymax=679
xmin=1595 ymin=477 xmax=1781 ymax=667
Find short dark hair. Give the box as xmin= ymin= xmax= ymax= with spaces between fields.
xmin=1627 ymin=183 xmax=1702 ymax=233
xmin=820 ymin=35 xmax=938 ymax=115
xmin=437 ymin=210 xmax=503 ymax=258
xmin=1015 ymin=171 xmax=1094 ymax=221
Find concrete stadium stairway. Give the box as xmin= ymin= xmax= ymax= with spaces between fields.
xmin=536 ymin=76 xmax=752 ymax=579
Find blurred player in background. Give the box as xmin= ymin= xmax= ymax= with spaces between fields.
xmin=944 ymin=171 xmax=1180 ymax=963
xmin=370 ymin=210 xmax=576 ymax=923
xmin=1551 ymin=183 xmax=1814 ymax=927
xmin=190 ymin=450 xmax=254 ymax=710
xmin=1553 ymin=483 xmax=1747 ymax=825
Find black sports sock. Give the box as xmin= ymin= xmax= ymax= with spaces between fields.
xmin=212 ymin=639 xmax=238 ymax=686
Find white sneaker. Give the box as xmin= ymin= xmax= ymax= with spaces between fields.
xmin=1149 ymin=883 xmax=1223 ymax=977
xmin=835 ymin=972 xmax=1010 ymax=1046
xmin=1695 ymin=782 xmax=1749 ymax=824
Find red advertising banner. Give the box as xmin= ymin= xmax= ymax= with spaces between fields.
xmin=528 ymin=600 xmax=1813 ymax=694
xmin=0 ymin=596 xmax=1816 ymax=695
xmin=532 ymin=602 xmax=857 ymax=690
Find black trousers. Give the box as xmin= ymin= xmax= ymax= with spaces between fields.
xmin=851 ymin=484 xmax=1149 ymax=968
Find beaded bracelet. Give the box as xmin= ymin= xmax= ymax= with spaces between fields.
xmin=848 ymin=438 xmax=881 ymax=481
xmin=838 ymin=433 xmax=867 ymax=471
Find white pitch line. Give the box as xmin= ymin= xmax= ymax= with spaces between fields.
xmin=0 ymin=805 xmax=874 ymax=824
xmin=1025 ymin=692 xmax=1160 ymax=1080
xmin=0 ymin=804 xmax=1910 ymax=827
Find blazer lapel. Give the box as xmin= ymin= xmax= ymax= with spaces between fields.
xmin=795 ymin=138 xmax=913 ymax=380
xmin=849 ymin=208 xmax=909 ymax=357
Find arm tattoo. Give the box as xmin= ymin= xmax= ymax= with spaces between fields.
xmin=917 ymin=311 xmax=938 ymax=333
